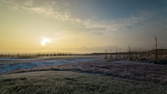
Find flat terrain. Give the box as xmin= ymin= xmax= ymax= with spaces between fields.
xmin=0 ymin=56 xmax=100 ymax=74
xmin=53 ymin=60 xmax=167 ymax=84
xmin=0 ymin=57 xmax=167 ymax=94
xmin=1 ymin=71 xmax=167 ymax=94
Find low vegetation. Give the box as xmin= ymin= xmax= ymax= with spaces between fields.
xmin=0 ymin=71 xmax=167 ymax=94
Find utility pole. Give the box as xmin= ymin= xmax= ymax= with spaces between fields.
xmin=155 ymin=36 xmax=158 ymax=63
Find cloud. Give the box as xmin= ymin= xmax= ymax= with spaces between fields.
xmin=1 ymin=0 xmax=166 ymax=38
xmin=0 ymin=0 xmax=121 ymax=33
xmin=1 ymin=0 xmax=167 ymax=50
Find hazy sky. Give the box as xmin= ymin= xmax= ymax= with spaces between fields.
xmin=0 ymin=0 xmax=167 ymax=53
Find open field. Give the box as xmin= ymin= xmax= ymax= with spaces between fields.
xmin=0 ymin=56 xmax=100 ymax=74
xmin=11 ymin=60 xmax=167 ymax=84
xmin=0 ymin=56 xmax=167 ymax=94
xmin=0 ymin=56 xmax=100 ymax=64
xmin=1 ymin=71 xmax=167 ymax=94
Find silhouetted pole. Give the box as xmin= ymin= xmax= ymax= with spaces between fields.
xmin=155 ymin=36 xmax=158 ymax=63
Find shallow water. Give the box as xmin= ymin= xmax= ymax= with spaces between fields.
xmin=0 ymin=57 xmax=99 ymax=74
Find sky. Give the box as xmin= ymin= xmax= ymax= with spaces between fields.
xmin=0 ymin=0 xmax=167 ymax=53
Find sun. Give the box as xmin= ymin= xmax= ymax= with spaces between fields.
xmin=40 ymin=37 xmax=51 ymax=46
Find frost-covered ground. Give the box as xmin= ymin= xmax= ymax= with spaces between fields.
xmin=1 ymin=70 xmax=167 ymax=94
xmin=31 ymin=60 xmax=166 ymax=84
xmin=1 ymin=56 xmax=167 ymax=83
xmin=0 ymin=56 xmax=101 ymax=74
xmin=1 ymin=59 xmax=167 ymax=94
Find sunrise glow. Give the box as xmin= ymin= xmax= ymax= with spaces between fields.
xmin=0 ymin=0 xmax=166 ymax=53
xmin=40 ymin=37 xmax=51 ymax=46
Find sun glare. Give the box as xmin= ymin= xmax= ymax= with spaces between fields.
xmin=40 ymin=37 xmax=51 ymax=46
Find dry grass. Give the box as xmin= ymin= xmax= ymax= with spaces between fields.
xmin=1 ymin=59 xmax=167 ymax=94
xmin=51 ymin=61 xmax=167 ymax=84
xmin=10 ymin=60 xmax=167 ymax=84
xmin=0 ymin=71 xmax=167 ymax=94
